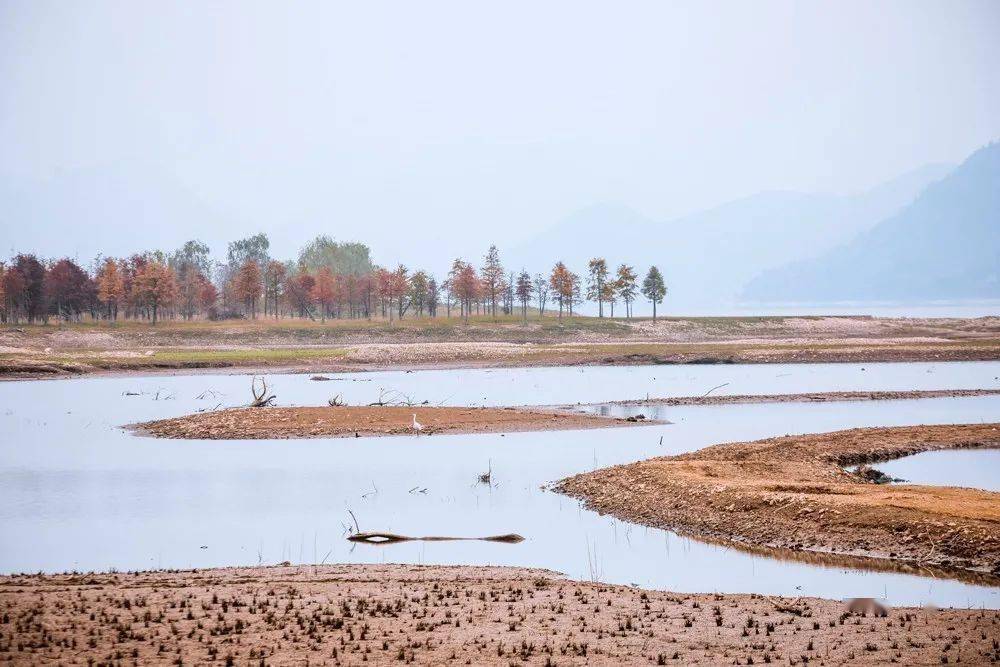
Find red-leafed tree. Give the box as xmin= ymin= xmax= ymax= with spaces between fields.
xmin=1 ymin=264 xmax=25 ymax=323
xmin=286 ymin=270 xmax=316 ymax=320
xmin=388 ymin=265 xmax=409 ymax=321
xmin=46 ymin=258 xmax=94 ymax=321
xmin=14 ymin=254 xmax=47 ymax=323
xmin=374 ymin=266 xmax=409 ymax=323
xmin=198 ymin=277 xmax=218 ymax=315
xmin=311 ymin=266 xmax=336 ymax=322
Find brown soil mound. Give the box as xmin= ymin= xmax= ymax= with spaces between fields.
xmin=558 ymin=423 xmax=1000 ymax=579
xmin=130 ymin=405 xmax=623 ymax=439
xmin=3 ymin=564 xmax=998 ymax=665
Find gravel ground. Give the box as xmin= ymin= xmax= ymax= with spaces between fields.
xmin=3 ymin=564 xmax=998 ymax=665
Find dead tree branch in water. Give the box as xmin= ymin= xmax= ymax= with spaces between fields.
xmin=367 ymin=388 xmax=430 ymax=407
xmin=346 ymin=508 xmax=361 ymax=535
xmin=249 ymin=376 xmax=276 ymax=407
xmin=701 ymin=382 xmax=730 ymax=397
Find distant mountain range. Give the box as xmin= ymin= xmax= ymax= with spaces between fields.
xmin=4 ymin=141 xmax=995 ymax=308
xmin=508 ymin=162 xmax=955 ymax=309
xmin=742 ymin=141 xmax=1000 ymax=303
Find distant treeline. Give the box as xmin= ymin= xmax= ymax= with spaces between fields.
xmin=0 ymin=234 xmax=668 ymax=325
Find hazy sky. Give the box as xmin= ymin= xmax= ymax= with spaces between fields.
xmin=1 ymin=0 xmax=999 ymax=268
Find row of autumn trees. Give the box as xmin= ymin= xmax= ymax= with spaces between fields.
xmin=0 ymin=234 xmax=668 ymax=325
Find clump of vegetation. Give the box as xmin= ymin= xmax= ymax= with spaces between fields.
xmin=855 ymin=465 xmax=902 ymax=484
xmin=478 ymin=459 xmax=492 ymax=485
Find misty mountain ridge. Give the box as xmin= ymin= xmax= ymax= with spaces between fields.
xmin=1 ymin=152 xmax=983 ymax=309
xmin=742 ymin=141 xmax=1000 ymax=303
xmin=508 ymin=162 xmax=953 ymax=309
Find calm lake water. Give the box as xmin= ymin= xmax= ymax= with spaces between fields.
xmin=1 ymin=362 xmax=998 ymax=608
xmin=877 ymin=449 xmax=1000 ymax=492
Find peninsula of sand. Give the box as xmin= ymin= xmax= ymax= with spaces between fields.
xmin=558 ymin=423 xmax=1000 ymax=581
xmin=127 ymin=389 xmax=1000 ymax=439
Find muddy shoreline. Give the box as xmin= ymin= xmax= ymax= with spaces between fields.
xmin=557 ymin=423 xmax=1000 ymax=581
xmin=130 ymin=405 xmax=628 ymax=439
xmin=3 ymin=340 xmax=999 ymax=380
xmin=605 ymin=388 xmax=1000 ymax=407
xmin=3 ymin=564 xmax=998 ymax=666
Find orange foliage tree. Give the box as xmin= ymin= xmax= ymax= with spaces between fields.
xmin=311 ymin=267 xmax=336 ymax=322
xmin=548 ymin=262 xmax=572 ymax=319
xmin=233 ymin=260 xmax=262 ymax=318
xmin=96 ymin=258 xmax=125 ymax=321
xmin=449 ymin=260 xmax=480 ymax=323
xmin=132 ymin=261 xmax=177 ymax=324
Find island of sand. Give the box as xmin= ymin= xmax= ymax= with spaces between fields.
xmin=130 ymin=405 xmax=628 ymax=439
xmin=129 ymin=389 xmax=1000 ymax=440
xmin=558 ymin=423 xmax=1000 ymax=580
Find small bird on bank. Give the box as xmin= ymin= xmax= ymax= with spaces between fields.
xmin=411 ymin=413 xmax=423 ymax=434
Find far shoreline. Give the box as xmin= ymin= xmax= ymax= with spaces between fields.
xmin=2 ymin=313 xmax=998 ymax=380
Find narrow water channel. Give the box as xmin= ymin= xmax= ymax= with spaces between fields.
xmin=1 ymin=362 xmax=998 ymax=608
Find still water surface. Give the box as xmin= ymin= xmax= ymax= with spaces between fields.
xmin=1 ymin=362 xmax=998 ymax=608
xmin=877 ymin=449 xmax=1000 ymax=492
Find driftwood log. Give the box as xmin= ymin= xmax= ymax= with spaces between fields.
xmin=347 ymin=532 xmax=524 ymax=545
